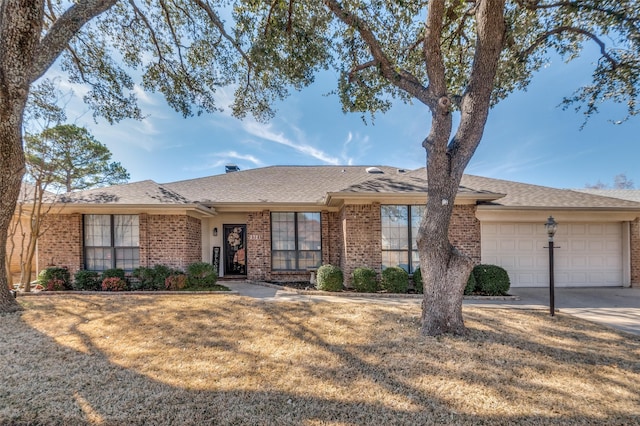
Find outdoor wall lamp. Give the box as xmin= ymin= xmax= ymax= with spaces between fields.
xmin=544 ymin=216 xmax=558 ymax=317
xmin=213 ymin=227 xmax=218 ymax=236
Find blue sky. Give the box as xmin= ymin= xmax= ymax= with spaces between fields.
xmin=52 ymin=46 xmax=639 ymax=190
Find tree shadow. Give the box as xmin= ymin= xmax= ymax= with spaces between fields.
xmin=1 ymin=295 xmax=639 ymax=425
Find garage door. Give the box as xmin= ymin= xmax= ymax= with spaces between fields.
xmin=481 ymin=222 xmax=623 ymax=287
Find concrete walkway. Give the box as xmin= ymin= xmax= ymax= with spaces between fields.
xmin=223 ymin=281 xmax=640 ymax=336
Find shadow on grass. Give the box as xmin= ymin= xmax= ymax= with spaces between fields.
xmin=0 ymin=294 xmax=638 ymax=425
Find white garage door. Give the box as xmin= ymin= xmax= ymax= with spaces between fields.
xmin=481 ymin=222 xmax=623 ymax=287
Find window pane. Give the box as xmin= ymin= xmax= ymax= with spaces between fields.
xmin=272 ymin=212 xmax=295 ymax=250
xmin=116 ymin=247 xmax=140 ymax=271
xmin=85 ymin=247 xmax=112 ymax=272
xmin=382 ymin=251 xmax=408 ymax=272
xmin=298 ymin=212 xmax=321 ymax=250
xmin=411 ymin=205 xmax=425 ymax=250
xmin=272 ymin=250 xmax=296 ymax=270
xmin=298 ymin=251 xmax=322 ymax=270
xmin=84 ymin=215 xmax=111 ymax=246
xmin=410 ymin=250 xmax=420 ymax=273
xmin=114 ymin=215 xmax=139 ymax=246
xmin=381 ymin=206 xmax=408 ymax=250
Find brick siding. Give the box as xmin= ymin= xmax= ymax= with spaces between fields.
xmin=449 ymin=204 xmax=481 ymax=263
xmin=339 ymin=203 xmax=383 ymax=286
xmin=37 ymin=214 xmax=83 ymax=277
xmin=141 ymin=214 xmax=202 ymax=270
xmin=246 ymin=211 xmax=269 ymax=281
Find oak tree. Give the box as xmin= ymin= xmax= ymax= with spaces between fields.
xmin=0 ymin=0 xmax=250 ymax=311
xmin=231 ymin=0 xmax=640 ymax=335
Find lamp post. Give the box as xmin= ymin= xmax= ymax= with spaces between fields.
xmin=544 ymin=216 xmax=558 ymax=317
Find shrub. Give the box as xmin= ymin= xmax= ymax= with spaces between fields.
xmin=165 ymin=274 xmax=187 ymax=290
xmin=380 ymin=266 xmax=409 ymax=293
xmin=37 ymin=267 xmax=71 ymax=290
xmin=101 ymin=277 xmax=128 ymax=292
xmin=73 ymin=270 xmax=101 ymax=291
xmin=316 ymin=264 xmax=344 ymax=292
xmin=351 ymin=267 xmax=378 ymax=292
xmin=186 ymin=262 xmax=217 ymax=288
xmin=46 ymin=279 xmax=66 ymax=291
xmin=130 ymin=266 xmax=160 ymax=291
xmin=464 ymin=270 xmax=477 ymax=295
xmin=102 ymin=268 xmax=126 ymax=280
xmin=412 ymin=267 xmax=423 ymax=293
xmin=472 ymin=264 xmax=510 ymax=296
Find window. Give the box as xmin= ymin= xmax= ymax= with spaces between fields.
xmin=381 ymin=205 xmax=425 ymax=273
xmin=271 ymin=212 xmax=321 ymax=270
xmin=84 ymin=214 xmax=139 ymax=271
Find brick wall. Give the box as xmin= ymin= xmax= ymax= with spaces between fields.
xmin=142 ymin=214 xmax=202 ymax=270
xmin=340 ymin=203 xmax=383 ymax=285
xmin=631 ymin=218 xmax=640 ymax=287
xmin=37 ymin=214 xmax=83 ymax=277
xmin=247 ymin=211 xmax=269 ymax=281
xmin=449 ymin=204 xmax=481 ymax=263
xmin=6 ymin=216 xmax=36 ymax=278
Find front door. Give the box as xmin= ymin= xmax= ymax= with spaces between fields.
xmin=224 ymin=225 xmax=247 ymax=276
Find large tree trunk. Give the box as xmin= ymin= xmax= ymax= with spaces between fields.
xmin=0 ymin=0 xmax=45 ymax=312
xmin=417 ymin=0 xmax=505 ymax=335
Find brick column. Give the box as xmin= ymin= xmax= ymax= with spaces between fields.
xmin=630 ymin=218 xmax=640 ymax=287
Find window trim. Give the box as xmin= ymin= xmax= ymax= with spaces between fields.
xmin=270 ymin=212 xmax=322 ymax=271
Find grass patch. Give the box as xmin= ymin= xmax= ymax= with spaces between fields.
xmin=1 ymin=295 xmax=639 ymax=425
xmin=180 ymin=284 xmax=230 ymax=292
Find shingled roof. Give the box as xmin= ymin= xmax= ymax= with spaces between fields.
xmin=54 ymin=165 xmax=640 ymax=210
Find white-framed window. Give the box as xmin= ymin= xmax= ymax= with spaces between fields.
xmin=381 ymin=205 xmax=424 ymax=273
xmin=84 ymin=214 xmax=139 ymax=271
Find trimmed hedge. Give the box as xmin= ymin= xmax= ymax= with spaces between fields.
xmin=73 ymin=270 xmax=102 ymax=291
xmin=471 ymin=264 xmax=510 ymax=296
xmin=380 ymin=266 xmax=409 ymax=293
xmin=352 ymin=267 xmax=378 ymax=292
xmin=412 ymin=267 xmax=423 ymax=293
xmin=464 ymin=270 xmax=477 ymax=295
xmin=186 ymin=262 xmax=218 ymax=288
xmin=38 ymin=267 xmax=71 ymax=290
xmin=316 ymin=264 xmax=344 ymax=292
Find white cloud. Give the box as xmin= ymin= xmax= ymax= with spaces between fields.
xmin=242 ymin=120 xmax=340 ymax=164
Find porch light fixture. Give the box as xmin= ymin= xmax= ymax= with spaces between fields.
xmin=544 ymin=216 xmax=557 ymax=317
xmin=213 ymin=227 xmax=218 ymax=236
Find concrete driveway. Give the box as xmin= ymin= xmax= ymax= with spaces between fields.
xmin=224 ymin=281 xmax=640 ymax=336
xmin=466 ymin=287 xmax=640 ymax=336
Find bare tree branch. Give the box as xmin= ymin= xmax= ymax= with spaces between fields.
xmin=323 ymin=0 xmax=429 ymax=104
xmin=521 ymin=26 xmax=619 ymax=69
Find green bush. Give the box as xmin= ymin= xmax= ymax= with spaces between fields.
xmin=464 ymin=270 xmax=477 ymax=295
xmin=352 ymin=267 xmax=378 ymax=292
xmin=316 ymin=264 xmax=344 ymax=292
xmin=186 ymin=262 xmax=218 ymax=288
xmin=472 ymin=264 xmax=510 ymax=296
xmin=380 ymin=266 xmax=409 ymax=293
xmin=412 ymin=267 xmax=423 ymax=293
xmin=37 ymin=267 xmax=71 ymax=290
xmin=102 ymin=268 xmax=125 ymax=280
xmin=73 ymin=270 xmax=101 ymax=291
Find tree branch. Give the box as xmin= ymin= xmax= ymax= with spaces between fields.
xmin=521 ymin=26 xmax=619 ymax=69
xmin=31 ymin=0 xmax=118 ymax=83
xmin=323 ymin=0 xmax=429 ymax=104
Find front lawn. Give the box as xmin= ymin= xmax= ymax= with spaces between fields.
xmin=1 ymin=295 xmax=638 ymax=425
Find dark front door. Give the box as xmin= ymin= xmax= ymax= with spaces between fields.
xmin=224 ymin=225 xmax=247 ymax=276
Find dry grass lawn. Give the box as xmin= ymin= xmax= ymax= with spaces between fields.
xmin=1 ymin=294 xmax=639 ymax=425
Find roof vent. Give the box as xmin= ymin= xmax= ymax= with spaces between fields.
xmin=365 ymin=166 xmax=384 ymax=174
xmin=225 ymin=164 xmax=240 ymax=173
